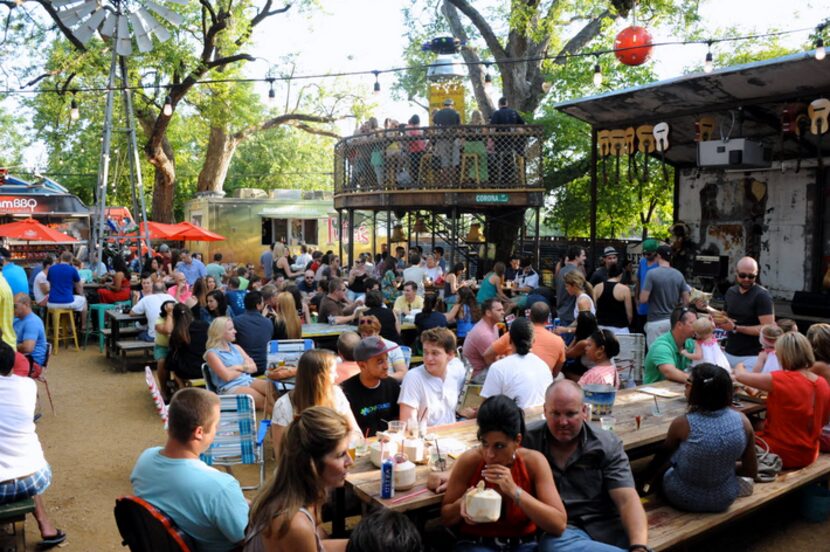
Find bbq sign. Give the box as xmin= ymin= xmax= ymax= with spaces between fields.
xmin=0 ymin=196 xmax=40 ymax=213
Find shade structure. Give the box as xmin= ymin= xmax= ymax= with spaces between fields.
xmin=119 ymin=221 xmax=181 ymax=240
xmin=0 ymin=218 xmax=77 ymax=243
xmin=169 ymin=221 xmax=225 ymax=242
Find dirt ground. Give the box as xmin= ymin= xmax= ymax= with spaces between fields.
xmin=7 ymin=347 xmax=830 ymax=550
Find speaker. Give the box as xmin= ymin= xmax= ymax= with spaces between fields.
xmin=791 ymin=291 xmax=830 ymax=317
xmin=693 ymin=255 xmax=728 ymax=279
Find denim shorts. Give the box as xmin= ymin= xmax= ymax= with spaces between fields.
xmin=0 ymin=465 xmax=52 ymax=504
xmin=154 ymin=345 xmax=169 ymax=361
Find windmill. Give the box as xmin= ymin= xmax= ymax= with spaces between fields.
xmin=48 ymin=0 xmax=185 ymax=267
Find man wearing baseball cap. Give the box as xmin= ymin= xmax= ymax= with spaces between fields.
xmin=639 ymin=245 xmax=690 ymax=346
xmin=340 ymin=336 xmax=401 ymax=437
xmin=589 ymin=246 xmax=619 ymax=286
xmin=634 ymin=239 xmax=659 ymax=334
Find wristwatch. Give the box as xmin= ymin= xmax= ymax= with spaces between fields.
xmin=628 ymin=545 xmax=653 ymax=552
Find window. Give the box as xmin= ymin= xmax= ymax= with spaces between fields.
xmin=303 ymin=219 xmax=318 ymax=245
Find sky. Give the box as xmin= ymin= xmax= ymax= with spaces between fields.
xmin=6 ymin=0 xmax=829 ymax=167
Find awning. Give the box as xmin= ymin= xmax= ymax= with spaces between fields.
xmin=259 ymin=205 xmax=336 ymax=219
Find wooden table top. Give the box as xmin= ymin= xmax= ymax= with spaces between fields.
xmin=105 ymin=310 xmax=146 ymax=323
xmin=302 ymin=323 xmax=357 ymax=338
xmin=345 ymin=381 xmax=765 ymax=514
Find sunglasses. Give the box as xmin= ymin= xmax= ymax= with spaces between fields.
xmin=358 ymin=319 xmax=374 ymax=325
xmin=737 ymin=272 xmax=757 ymax=280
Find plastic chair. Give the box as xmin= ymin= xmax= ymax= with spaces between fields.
xmin=267 ymin=339 xmax=313 ymax=392
xmin=399 ymin=345 xmax=412 ymax=370
xmin=199 ymin=394 xmax=271 ymax=490
xmin=114 ymin=496 xmax=196 ymax=552
xmin=47 ymin=308 xmax=79 ymax=353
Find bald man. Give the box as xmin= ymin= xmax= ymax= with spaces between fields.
xmin=719 ymin=257 xmax=774 ymax=371
xmin=525 ymin=381 xmax=649 ymax=552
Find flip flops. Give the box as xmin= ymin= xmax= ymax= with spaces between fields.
xmin=38 ymin=529 xmax=67 ymax=549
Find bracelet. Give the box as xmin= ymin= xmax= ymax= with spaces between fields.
xmin=514 ymin=488 xmax=522 ymax=506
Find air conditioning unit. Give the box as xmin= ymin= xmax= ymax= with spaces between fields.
xmin=697 ymin=139 xmax=770 ymax=169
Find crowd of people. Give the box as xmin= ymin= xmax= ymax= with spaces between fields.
xmin=4 ymin=234 xmax=830 ymax=551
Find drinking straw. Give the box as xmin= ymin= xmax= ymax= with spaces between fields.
xmin=653 ymin=396 xmax=661 ymax=414
xmin=389 ymin=487 xmax=431 ymax=504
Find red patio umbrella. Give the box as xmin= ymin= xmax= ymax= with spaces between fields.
xmin=169 ymin=221 xmax=226 ymax=242
xmin=0 ymin=218 xmax=78 ymax=243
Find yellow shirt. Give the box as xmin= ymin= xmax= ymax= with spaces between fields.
xmin=0 ymin=274 xmax=16 ymax=348
xmin=393 ymin=295 xmax=424 ymax=314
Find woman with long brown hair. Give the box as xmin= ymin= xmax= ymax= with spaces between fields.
xmin=245 ymin=407 xmax=353 ymax=552
xmin=270 ymin=349 xmax=359 ymax=459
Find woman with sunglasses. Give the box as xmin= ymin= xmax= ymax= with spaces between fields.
xmin=642 ymin=363 xmax=757 ymax=512
xmin=441 ymin=395 xmax=567 ymax=551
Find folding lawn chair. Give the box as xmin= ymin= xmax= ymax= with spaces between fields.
xmin=114 ymin=495 xmax=195 ymax=552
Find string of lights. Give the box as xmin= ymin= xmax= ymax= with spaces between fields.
xmin=0 ymin=21 xmax=825 ymax=105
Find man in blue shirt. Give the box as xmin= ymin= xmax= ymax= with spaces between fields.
xmin=175 ymin=249 xmax=207 ymax=286
xmin=13 ymin=293 xmax=47 ymax=366
xmin=46 ymin=252 xmax=87 ymax=330
xmin=131 ymin=388 xmax=248 ymax=551
xmin=224 ymin=276 xmax=246 ymax=316
xmin=0 ymin=248 xmax=29 ymax=297
xmin=232 ymin=291 xmax=274 ymax=375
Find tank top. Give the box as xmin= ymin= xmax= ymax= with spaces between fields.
xmin=272 ymin=256 xmax=289 ymax=280
xmin=596 ymin=281 xmax=628 ymax=328
xmin=759 ymin=371 xmax=830 ymax=468
xmin=243 ymin=507 xmax=323 ymax=552
xmin=460 ymin=453 xmax=536 ymax=538
xmin=476 ymin=272 xmax=498 ymax=303
xmin=350 ymin=273 xmax=367 ymax=293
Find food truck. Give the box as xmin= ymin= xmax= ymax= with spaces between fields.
xmin=0 ymin=169 xmax=90 ymax=265
xmin=183 ymin=189 xmax=379 ymax=266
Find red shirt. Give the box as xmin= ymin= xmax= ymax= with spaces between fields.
xmin=461 ymin=452 xmax=536 ymax=538
xmin=759 ymin=371 xmax=830 ymax=469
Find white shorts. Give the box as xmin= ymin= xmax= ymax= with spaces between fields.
xmin=48 ymin=295 xmax=87 ymax=312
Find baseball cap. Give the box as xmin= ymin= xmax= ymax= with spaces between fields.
xmin=656 ymin=245 xmax=672 ymax=260
xmin=642 ymin=239 xmax=658 ymax=253
xmin=354 ymin=336 xmax=398 ymax=361
xmin=443 ymin=98 xmax=454 ymax=106
xmin=601 ymin=246 xmax=618 ymax=258
xmin=158 ymin=243 xmax=170 ymax=253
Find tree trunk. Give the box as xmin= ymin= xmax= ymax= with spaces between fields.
xmin=197 ymin=126 xmax=241 ymax=193
xmin=488 ymin=209 xmax=525 ymax=262
xmin=147 ymin=138 xmax=176 ymax=223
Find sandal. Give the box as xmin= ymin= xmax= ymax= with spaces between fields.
xmin=38 ymin=529 xmax=67 ymax=549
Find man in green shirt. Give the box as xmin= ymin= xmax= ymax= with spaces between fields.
xmin=643 ymin=307 xmax=697 ymax=384
xmin=205 ymin=253 xmax=226 ymax=281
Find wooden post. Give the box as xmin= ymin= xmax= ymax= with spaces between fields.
xmin=590 ymin=128 xmax=598 ymax=269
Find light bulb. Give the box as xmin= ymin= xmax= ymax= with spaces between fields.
xmin=373 ymin=81 xmax=381 ymax=95
xmin=704 ymin=51 xmax=714 ymax=73
xmin=70 ymin=98 xmax=79 ymax=121
xmin=162 ymin=95 xmax=173 ymax=116
xmin=592 ymin=64 xmax=602 ymax=87
xmin=817 ymin=38 xmax=826 ymax=61
xmin=266 ymin=78 xmax=276 ymax=103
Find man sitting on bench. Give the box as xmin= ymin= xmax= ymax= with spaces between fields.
xmin=130 ymin=387 xmax=248 ymax=551
xmin=0 ymin=340 xmax=66 ymax=548
xmin=525 ymin=380 xmax=649 ymax=552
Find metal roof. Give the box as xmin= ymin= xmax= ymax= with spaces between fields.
xmin=555 ymin=51 xmax=830 ymax=167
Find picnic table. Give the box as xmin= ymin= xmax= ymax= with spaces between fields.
xmin=336 ymin=380 xmax=766 ymax=532
xmin=105 ymin=309 xmax=146 ymax=358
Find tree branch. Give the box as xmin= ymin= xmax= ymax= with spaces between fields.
xmin=445 ymin=0 xmax=507 ymax=60
xmin=290 ymin=122 xmax=340 ymax=139
xmin=442 ymin=1 xmax=495 ymax=119
xmin=250 ymin=0 xmax=291 ymax=28
xmin=233 ymin=113 xmax=335 ymax=141
xmin=199 ymin=0 xmax=217 ymax=25
xmin=206 ymin=53 xmax=255 ymax=68
xmin=551 ymin=9 xmax=613 ymax=63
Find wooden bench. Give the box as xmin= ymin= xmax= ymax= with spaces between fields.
xmin=114 ymin=340 xmax=154 ymax=372
xmin=0 ymin=498 xmax=35 ymax=551
xmin=103 ymin=326 xmax=140 ymax=358
xmin=647 ymin=454 xmax=830 ymax=551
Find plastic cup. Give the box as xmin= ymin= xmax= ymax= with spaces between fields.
xmin=387 ymin=421 xmax=406 ymax=436
xmin=600 ymin=416 xmax=616 ymax=432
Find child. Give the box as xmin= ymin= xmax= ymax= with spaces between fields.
xmin=776 ymin=318 xmax=798 ymax=333
xmin=155 ymin=300 xmax=176 ymax=401
xmin=752 ymin=324 xmax=782 ymax=374
xmin=680 ymin=317 xmax=731 ymax=372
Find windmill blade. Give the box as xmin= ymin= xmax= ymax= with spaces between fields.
xmin=51 ymin=0 xmax=85 ymax=9
xmin=136 ymin=7 xmax=170 ymax=44
xmin=161 ymin=0 xmax=189 ymax=5
xmin=99 ymin=11 xmax=116 ymax=39
xmin=116 ymin=14 xmax=133 ymax=57
xmin=128 ymin=12 xmax=153 ymax=53
xmin=57 ymin=0 xmax=97 ymax=28
xmin=73 ymin=7 xmax=107 ymax=45
xmin=145 ymin=0 xmax=184 ymax=26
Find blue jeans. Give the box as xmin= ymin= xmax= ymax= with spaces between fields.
xmin=455 ymin=540 xmax=538 ymax=552
xmin=539 ymin=527 xmax=626 ymax=552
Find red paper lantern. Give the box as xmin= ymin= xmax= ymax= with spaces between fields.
xmin=614 ymin=26 xmax=653 ymax=66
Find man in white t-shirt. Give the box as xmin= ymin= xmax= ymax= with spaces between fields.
xmin=398 ymin=327 xmax=466 ymax=427
xmin=402 ymin=253 xmax=428 ymax=296
xmin=32 ymin=257 xmax=53 ymax=306
xmin=481 ymin=318 xmax=552 ymax=408
xmin=130 ymin=279 xmax=176 ymax=342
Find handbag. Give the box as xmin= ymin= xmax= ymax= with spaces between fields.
xmin=754 ymin=436 xmax=783 ymax=483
